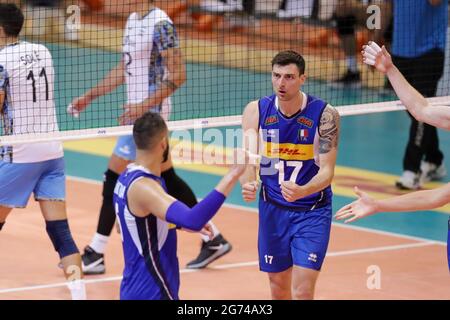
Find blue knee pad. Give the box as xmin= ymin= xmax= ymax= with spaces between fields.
xmin=46 ymin=219 xmax=79 ymax=259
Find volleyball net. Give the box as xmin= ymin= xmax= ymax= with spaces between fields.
xmin=0 ymin=0 xmax=449 ymax=146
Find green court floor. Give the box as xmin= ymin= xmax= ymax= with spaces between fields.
xmin=51 ymin=43 xmax=398 ymax=129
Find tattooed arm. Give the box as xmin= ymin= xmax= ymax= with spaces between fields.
xmin=124 ymin=47 xmax=186 ymax=110
xmin=280 ymin=104 xmax=340 ymax=202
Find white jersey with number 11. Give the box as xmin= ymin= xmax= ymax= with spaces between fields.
xmin=0 ymin=41 xmax=63 ymax=163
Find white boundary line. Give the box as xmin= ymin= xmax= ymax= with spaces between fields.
xmin=219 ymin=200 xmax=447 ymax=246
xmin=68 ymin=175 xmax=102 ymax=186
xmin=1 ymin=176 xmax=442 ymax=295
xmin=0 ymin=241 xmax=438 ymax=295
xmin=67 ymin=176 xmax=447 ymax=246
xmin=68 ymin=175 xmax=446 ymax=246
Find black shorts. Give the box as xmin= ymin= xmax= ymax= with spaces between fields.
xmin=392 ymin=49 xmax=445 ymax=97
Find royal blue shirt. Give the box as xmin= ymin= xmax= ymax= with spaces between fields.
xmin=258 ymin=93 xmax=332 ymax=210
xmin=114 ymin=164 xmax=179 ymax=300
xmin=392 ymin=0 xmax=447 ymax=58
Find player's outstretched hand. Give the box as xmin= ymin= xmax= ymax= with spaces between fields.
xmin=182 ymin=223 xmax=213 ymax=240
xmin=227 ymin=149 xmax=251 ymax=178
xmin=335 ymin=186 xmax=378 ymax=223
xmin=362 ymin=41 xmax=394 ymax=74
xmin=199 ymin=223 xmax=213 ymax=240
xmin=119 ymin=103 xmax=146 ymax=125
xmin=67 ymin=95 xmax=92 ymax=118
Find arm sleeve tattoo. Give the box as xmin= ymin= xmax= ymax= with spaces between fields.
xmin=0 ymin=65 xmax=7 ymax=90
xmin=318 ymin=104 xmax=340 ymax=154
xmin=162 ymin=79 xmax=178 ymax=90
xmin=153 ymin=20 xmax=180 ymax=51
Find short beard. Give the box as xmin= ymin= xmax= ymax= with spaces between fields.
xmin=162 ymin=144 xmax=169 ymax=163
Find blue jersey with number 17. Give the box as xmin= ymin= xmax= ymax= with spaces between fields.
xmin=258 ymin=93 xmax=332 ymax=210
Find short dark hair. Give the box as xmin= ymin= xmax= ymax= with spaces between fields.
xmin=0 ymin=4 xmax=24 ymax=37
xmin=133 ymin=112 xmax=168 ymax=150
xmin=271 ymin=50 xmax=305 ymax=75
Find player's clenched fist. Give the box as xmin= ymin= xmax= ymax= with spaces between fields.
xmin=241 ymin=181 xmax=259 ymax=202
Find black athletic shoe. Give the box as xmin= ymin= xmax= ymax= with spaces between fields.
xmin=81 ymin=246 xmax=105 ymax=275
xmin=186 ymin=234 xmax=232 ymax=269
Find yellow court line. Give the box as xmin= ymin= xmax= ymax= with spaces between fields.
xmin=63 ymin=139 xmax=450 ymax=214
xmin=64 ymin=138 xmax=117 ymax=157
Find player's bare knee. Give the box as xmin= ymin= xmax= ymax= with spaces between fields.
xmin=45 ymin=219 xmax=79 ymax=259
xmin=272 ymin=290 xmax=291 ymax=300
xmin=292 ymin=274 xmax=317 ymax=300
xmin=269 ymin=284 xmax=291 ymax=300
xmin=268 ymin=274 xmax=291 ymax=298
xmin=292 ymin=283 xmax=315 ymax=300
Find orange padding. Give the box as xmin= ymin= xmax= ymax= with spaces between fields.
xmin=82 ymin=0 xmax=103 ymax=11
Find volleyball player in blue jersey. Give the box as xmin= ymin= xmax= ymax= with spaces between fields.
xmin=336 ymin=42 xmax=450 ymax=270
xmin=114 ymin=111 xmax=248 ymax=300
xmin=69 ymin=0 xmax=232 ymax=274
xmin=240 ymin=50 xmax=341 ymax=299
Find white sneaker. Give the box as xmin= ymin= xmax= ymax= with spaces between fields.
xmin=420 ymin=161 xmax=447 ymax=184
xmin=200 ymin=0 xmax=243 ymax=13
xmin=396 ymin=170 xmax=421 ymax=190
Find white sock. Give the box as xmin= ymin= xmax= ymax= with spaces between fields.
xmin=89 ymin=233 xmax=109 ymax=254
xmin=67 ymin=279 xmax=86 ymax=300
xmin=346 ymin=56 xmax=358 ymax=73
xmin=201 ymin=221 xmax=220 ymax=242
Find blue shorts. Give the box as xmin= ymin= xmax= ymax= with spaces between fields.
xmin=113 ymin=104 xmax=166 ymax=161
xmin=258 ymin=200 xmax=332 ymax=272
xmin=113 ymin=135 xmax=137 ymax=161
xmin=0 ymin=158 xmax=65 ymax=208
